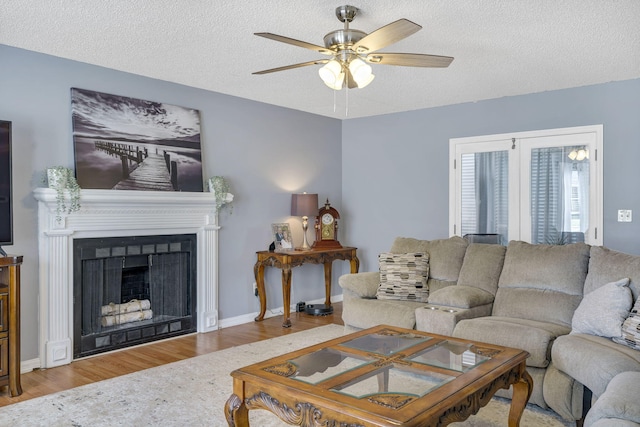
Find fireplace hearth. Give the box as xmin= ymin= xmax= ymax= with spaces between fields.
xmin=73 ymin=234 xmax=197 ymax=358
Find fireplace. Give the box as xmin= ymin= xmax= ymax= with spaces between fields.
xmin=73 ymin=234 xmax=197 ymax=358
xmin=34 ymin=188 xmax=223 ymax=368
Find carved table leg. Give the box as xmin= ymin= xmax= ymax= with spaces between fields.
xmin=253 ymin=262 xmax=266 ymax=322
xmin=509 ymin=369 xmax=533 ymax=427
xmin=225 ymin=393 xmax=249 ymax=427
xmin=323 ymin=261 xmax=333 ymax=307
xmin=281 ymin=267 xmax=292 ymax=328
xmin=350 ymin=254 xmax=360 ymax=274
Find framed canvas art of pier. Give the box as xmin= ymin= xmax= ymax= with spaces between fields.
xmin=71 ymin=88 xmax=204 ymax=192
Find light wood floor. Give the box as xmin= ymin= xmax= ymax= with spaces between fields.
xmin=0 ymin=303 xmax=343 ymax=407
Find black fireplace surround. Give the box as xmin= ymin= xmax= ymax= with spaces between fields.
xmin=73 ymin=234 xmax=197 ymax=358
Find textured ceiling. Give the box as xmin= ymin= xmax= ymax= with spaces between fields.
xmin=2 ymin=1 xmax=639 ymax=119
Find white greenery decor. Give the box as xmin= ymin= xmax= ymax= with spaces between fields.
xmin=207 ymin=176 xmax=234 ymax=213
xmin=46 ymin=166 xmax=81 ymax=222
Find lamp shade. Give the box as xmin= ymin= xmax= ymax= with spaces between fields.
xmin=348 ymin=58 xmax=375 ymax=88
xmin=319 ymin=60 xmax=344 ymax=87
xmin=291 ymin=193 xmax=318 ymax=217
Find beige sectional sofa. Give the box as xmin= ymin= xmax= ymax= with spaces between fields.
xmin=338 ymin=236 xmax=640 ymax=424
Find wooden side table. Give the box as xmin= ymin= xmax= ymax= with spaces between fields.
xmin=0 ymin=255 xmax=22 ymax=397
xmin=253 ymin=247 xmax=359 ymax=327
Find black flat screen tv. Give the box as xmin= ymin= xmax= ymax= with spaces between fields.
xmin=0 ymin=120 xmax=12 ymax=256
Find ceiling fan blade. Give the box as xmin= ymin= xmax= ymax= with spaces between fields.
xmin=254 ymin=33 xmax=335 ymax=55
xmin=352 ymin=19 xmax=422 ymax=54
xmin=365 ymin=52 xmax=454 ymax=68
xmin=253 ymin=59 xmax=329 ymax=75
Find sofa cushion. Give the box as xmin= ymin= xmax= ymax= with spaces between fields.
xmin=424 ymin=237 xmax=468 ymax=281
xmin=613 ymin=294 xmax=640 ymax=350
xmin=428 ymin=285 xmax=494 ymax=309
xmin=584 ymin=371 xmax=640 ymax=427
xmin=571 ymin=278 xmax=632 ymax=338
xmin=389 ymin=237 xmax=430 ymax=254
xmin=341 ymin=297 xmax=425 ymax=330
xmin=585 ymin=246 xmax=640 ymax=300
xmin=376 ymin=253 xmax=429 ymax=302
xmin=453 ymin=316 xmax=570 ymax=368
xmin=457 ymin=243 xmax=506 ymax=295
xmin=391 ymin=236 xmax=468 ymax=283
xmin=493 ymin=241 xmax=591 ymax=327
xmin=552 ymin=333 xmax=640 ymax=397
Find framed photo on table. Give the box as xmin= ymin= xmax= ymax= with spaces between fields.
xmin=272 ymin=223 xmax=293 ymax=252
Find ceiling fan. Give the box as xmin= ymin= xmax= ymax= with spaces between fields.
xmin=253 ymin=5 xmax=454 ymax=90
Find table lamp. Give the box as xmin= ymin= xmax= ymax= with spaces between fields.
xmin=291 ymin=193 xmax=318 ymax=250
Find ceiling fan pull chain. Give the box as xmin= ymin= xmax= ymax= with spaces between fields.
xmin=333 ymin=87 xmax=337 ymax=113
xmin=345 ymin=72 xmax=349 ymax=116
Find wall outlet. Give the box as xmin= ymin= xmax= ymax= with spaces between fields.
xmin=253 ymin=282 xmax=258 ymax=297
xmin=618 ymin=209 xmax=632 ymax=222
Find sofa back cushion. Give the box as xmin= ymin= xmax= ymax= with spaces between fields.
xmin=584 ymin=246 xmax=640 ymax=300
xmin=457 ymin=243 xmax=507 ymax=295
xmin=390 ymin=237 xmax=430 ymax=254
xmin=390 ymin=236 xmax=468 ymax=289
xmin=493 ymin=240 xmax=591 ymax=327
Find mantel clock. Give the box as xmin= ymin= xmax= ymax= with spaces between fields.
xmin=312 ymin=199 xmax=342 ymax=250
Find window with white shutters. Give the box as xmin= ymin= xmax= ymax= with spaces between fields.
xmin=449 ymin=125 xmax=602 ymax=245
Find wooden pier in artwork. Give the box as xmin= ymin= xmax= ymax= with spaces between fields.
xmin=94 ymin=141 xmax=178 ymax=191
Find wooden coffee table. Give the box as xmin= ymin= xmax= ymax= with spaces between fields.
xmin=225 ymin=325 xmax=532 ymax=427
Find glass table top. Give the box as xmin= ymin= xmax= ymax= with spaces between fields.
xmin=331 ymin=365 xmax=454 ymax=399
xmin=288 ymin=348 xmax=367 ymax=384
xmin=409 ymin=340 xmax=490 ymax=372
xmin=340 ymin=331 xmax=431 ymax=355
xmin=276 ymin=331 xmax=491 ymax=399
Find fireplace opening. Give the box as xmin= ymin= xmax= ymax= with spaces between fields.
xmin=73 ymin=234 xmax=197 ymax=359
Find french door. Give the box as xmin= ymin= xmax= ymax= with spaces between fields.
xmin=449 ymin=125 xmax=603 ymax=245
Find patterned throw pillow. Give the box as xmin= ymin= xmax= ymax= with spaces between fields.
xmin=376 ymin=253 xmax=429 ymax=302
xmin=613 ymin=295 xmax=640 ymax=350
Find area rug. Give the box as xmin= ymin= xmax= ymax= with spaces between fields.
xmin=0 ymin=324 xmax=571 ymax=426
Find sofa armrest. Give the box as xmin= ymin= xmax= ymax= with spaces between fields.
xmin=339 ymin=272 xmax=379 ymax=298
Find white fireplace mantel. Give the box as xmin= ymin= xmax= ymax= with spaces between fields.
xmin=33 ymin=188 xmax=227 ymax=368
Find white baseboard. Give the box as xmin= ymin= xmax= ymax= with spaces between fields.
xmin=219 ymin=294 xmax=343 ymax=329
xmin=21 ymin=357 xmax=41 ymax=374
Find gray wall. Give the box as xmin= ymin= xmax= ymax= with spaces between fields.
xmin=342 ymin=79 xmax=640 ymax=272
xmin=0 ymin=45 xmax=343 ymax=361
xmin=4 ymin=42 xmax=640 ymax=364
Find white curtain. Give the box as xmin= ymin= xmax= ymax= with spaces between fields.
xmin=460 ymin=151 xmax=508 ymax=244
xmin=531 ymin=147 xmax=565 ymax=244
xmin=532 ymin=146 xmax=589 ymax=244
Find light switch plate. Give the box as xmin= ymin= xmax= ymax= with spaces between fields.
xmin=618 ymin=209 xmax=632 ymax=222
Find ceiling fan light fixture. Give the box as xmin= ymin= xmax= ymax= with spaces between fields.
xmin=356 ymin=72 xmax=375 ymax=88
xmin=323 ymin=71 xmax=345 ymax=90
xmin=348 ymin=58 xmax=373 ymax=86
xmin=319 ymin=60 xmax=344 ymax=89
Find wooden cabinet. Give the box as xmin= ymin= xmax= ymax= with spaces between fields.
xmin=0 ymin=255 xmax=22 ymax=397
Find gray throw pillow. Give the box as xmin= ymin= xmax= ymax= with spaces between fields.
xmin=571 ymin=278 xmax=631 ymax=338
